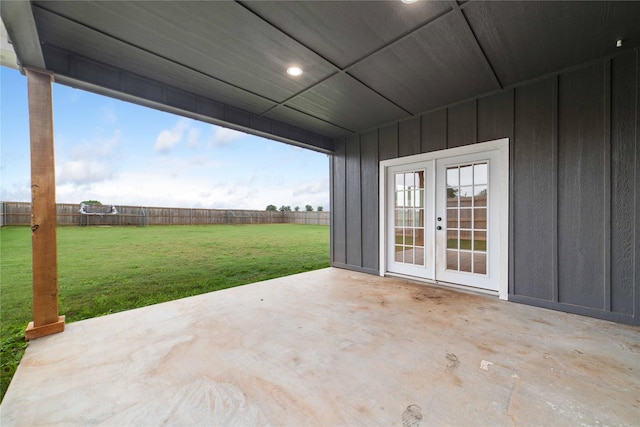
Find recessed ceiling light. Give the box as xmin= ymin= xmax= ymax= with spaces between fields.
xmin=401 ymin=0 xmax=418 ymax=4
xmin=286 ymin=66 xmax=303 ymax=76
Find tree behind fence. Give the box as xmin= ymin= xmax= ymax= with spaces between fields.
xmin=0 ymin=202 xmax=329 ymax=227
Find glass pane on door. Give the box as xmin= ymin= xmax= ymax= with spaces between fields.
xmin=445 ymin=163 xmax=488 ymax=275
xmin=393 ymin=170 xmax=425 ymax=266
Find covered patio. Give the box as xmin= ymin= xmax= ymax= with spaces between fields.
xmin=2 ymin=268 xmax=638 ymax=425
xmin=1 ymin=1 xmax=639 ymax=424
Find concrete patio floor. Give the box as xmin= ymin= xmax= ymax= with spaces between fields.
xmin=1 ymin=268 xmax=639 ymax=426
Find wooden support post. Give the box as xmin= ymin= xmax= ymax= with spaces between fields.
xmin=24 ymin=68 xmax=65 ymax=340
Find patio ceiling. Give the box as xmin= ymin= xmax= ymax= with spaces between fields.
xmin=2 ymin=1 xmax=640 ymax=151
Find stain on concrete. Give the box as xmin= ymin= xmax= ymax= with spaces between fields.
xmin=475 ymin=342 xmax=498 ymax=354
xmin=162 ymin=377 xmax=270 ymax=425
xmin=445 ymin=353 xmax=459 ymax=372
xmin=402 ymin=404 xmax=422 ymax=427
xmin=621 ymin=343 xmax=640 ymax=354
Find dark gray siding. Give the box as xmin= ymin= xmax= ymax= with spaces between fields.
xmin=513 ymin=79 xmax=556 ymax=301
xmin=346 ymin=136 xmax=362 ymax=267
xmin=331 ymin=140 xmax=346 ymax=265
xmin=610 ymin=52 xmax=639 ymax=316
xmin=477 ymin=89 xmax=514 ymax=143
xmin=421 ymin=110 xmax=447 ymax=152
xmin=379 ymin=123 xmax=399 ymax=161
xmin=331 ymin=49 xmax=639 ymax=325
xmin=447 ymin=100 xmax=477 ymax=148
xmin=332 ymin=132 xmax=379 ymax=275
xmin=361 ymin=130 xmax=379 ymax=272
xmin=399 ymin=117 xmax=421 ymax=157
xmin=557 ymin=63 xmax=606 ymax=309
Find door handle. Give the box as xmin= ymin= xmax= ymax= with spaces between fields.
xmin=436 ymin=226 xmax=442 ymax=230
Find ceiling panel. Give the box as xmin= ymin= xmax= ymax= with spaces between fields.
xmin=349 ymin=11 xmax=500 ymax=115
xmin=243 ymin=0 xmax=452 ymax=69
xmin=33 ymin=6 xmax=276 ymax=114
xmin=464 ymin=1 xmax=640 ymax=86
xmin=33 ymin=1 xmax=337 ymax=102
xmin=286 ymin=73 xmax=409 ymax=132
xmin=264 ymin=106 xmax=352 ymax=139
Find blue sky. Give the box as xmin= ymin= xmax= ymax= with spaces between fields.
xmin=0 ymin=67 xmax=329 ymax=210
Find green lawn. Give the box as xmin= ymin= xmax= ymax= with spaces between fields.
xmin=0 ymin=224 xmax=329 ymax=401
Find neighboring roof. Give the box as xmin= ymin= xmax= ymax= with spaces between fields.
xmin=2 ymin=1 xmax=640 ymax=151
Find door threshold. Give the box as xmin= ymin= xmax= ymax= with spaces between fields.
xmin=384 ymin=272 xmax=499 ymax=297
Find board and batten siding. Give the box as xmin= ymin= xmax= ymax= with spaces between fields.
xmin=331 ymin=48 xmax=639 ymax=325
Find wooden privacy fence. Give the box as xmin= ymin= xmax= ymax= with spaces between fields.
xmin=0 ymin=202 xmax=329 ymax=227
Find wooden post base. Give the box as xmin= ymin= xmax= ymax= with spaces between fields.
xmin=26 ymin=316 xmax=65 ymax=340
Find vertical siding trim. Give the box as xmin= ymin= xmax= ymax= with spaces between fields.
xmin=419 ymin=114 xmax=423 ymax=151
xmin=359 ymin=136 xmax=364 ymax=268
xmin=332 ymin=139 xmax=347 ymax=265
xmin=552 ymin=75 xmax=559 ymax=302
xmin=378 ymin=129 xmax=385 ymax=276
xmin=473 ymin=98 xmax=478 ymax=142
xmin=329 ymin=152 xmax=334 ymax=264
xmin=603 ymin=59 xmax=612 ymax=312
xmin=508 ymin=89 xmax=516 ymax=296
xmin=345 ymin=135 xmax=362 ymax=267
xmin=445 ymin=108 xmax=449 ymax=147
xmin=344 ymin=140 xmax=349 ymax=265
xmin=635 ymin=48 xmax=640 ymax=321
xmin=359 ymin=135 xmax=364 ymax=268
xmin=361 ymin=129 xmax=379 ymax=272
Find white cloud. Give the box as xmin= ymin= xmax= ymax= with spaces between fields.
xmin=102 ymin=106 xmax=117 ymax=124
xmin=151 ymin=155 xmax=223 ymax=175
xmin=54 ymin=170 xmax=330 ymax=211
xmin=213 ymin=127 xmax=245 ymax=146
xmin=293 ymin=179 xmax=328 ymax=197
xmin=69 ymin=131 xmax=120 ymax=159
xmin=0 ymin=180 xmax=30 ymax=202
xmin=187 ymin=128 xmax=200 ymax=148
xmin=56 ymin=130 xmax=122 ymax=186
xmin=153 ymin=118 xmax=190 ymax=153
xmin=57 ymin=160 xmax=116 ymax=186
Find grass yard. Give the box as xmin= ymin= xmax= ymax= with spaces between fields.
xmin=0 ymin=224 xmax=329 ymax=401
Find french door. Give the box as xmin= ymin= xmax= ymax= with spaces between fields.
xmin=382 ymin=140 xmax=508 ymax=296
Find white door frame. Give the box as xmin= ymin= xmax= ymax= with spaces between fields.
xmin=379 ymin=138 xmax=509 ymax=300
